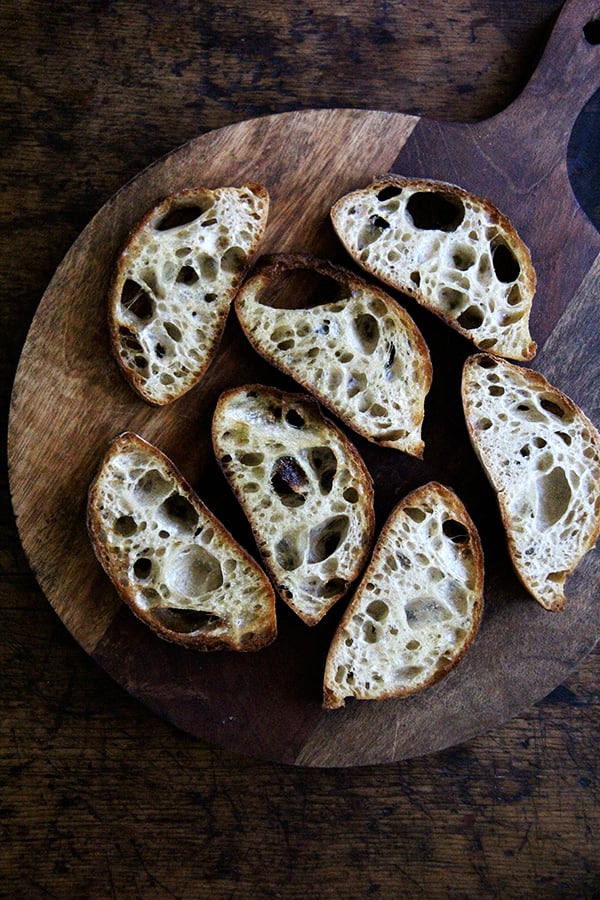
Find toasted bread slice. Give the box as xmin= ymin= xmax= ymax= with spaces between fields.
xmin=212 ymin=385 xmax=375 ymax=625
xmin=462 ymin=354 xmax=600 ymax=611
xmin=109 ymin=184 xmax=269 ymax=405
xmin=234 ymin=254 xmax=432 ymax=456
xmin=323 ymin=481 xmax=484 ymax=709
xmin=331 ymin=176 xmax=536 ymax=361
xmin=87 ymin=432 xmax=276 ymax=650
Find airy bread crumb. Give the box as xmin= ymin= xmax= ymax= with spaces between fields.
xmin=234 ymin=254 xmax=432 ymax=456
xmin=462 ymin=354 xmax=600 ymax=611
xmin=323 ymin=481 xmax=484 ymax=708
xmin=212 ymin=385 xmax=375 ymax=625
xmin=87 ymin=432 xmax=277 ymax=650
xmin=109 ymin=184 xmax=269 ymax=405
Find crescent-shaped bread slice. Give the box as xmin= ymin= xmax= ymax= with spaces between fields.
xmin=331 ymin=175 xmax=536 ymax=361
xmin=234 ymin=254 xmax=432 ymax=456
xmin=87 ymin=432 xmax=276 ymax=650
xmin=323 ymin=481 xmax=484 ymax=709
xmin=109 ymin=184 xmax=269 ymax=405
xmin=462 ymin=353 xmax=600 ymax=611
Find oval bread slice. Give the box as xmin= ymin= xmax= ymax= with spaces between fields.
xmin=323 ymin=481 xmax=484 ymax=709
xmin=462 ymin=353 xmax=600 ymax=611
xmin=234 ymin=254 xmax=432 ymax=456
xmin=331 ymin=175 xmax=536 ymax=361
xmin=87 ymin=432 xmax=277 ymax=650
xmin=109 ymin=184 xmax=269 ymax=405
xmin=212 ymin=385 xmax=375 ymax=626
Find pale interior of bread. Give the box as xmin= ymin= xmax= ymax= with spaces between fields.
xmin=323 ymin=482 xmax=482 ymax=708
xmin=113 ymin=185 xmax=268 ymax=404
xmin=332 ymin=180 xmax=536 ymax=360
xmin=213 ymin=387 xmax=374 ymax=625
xmin=89 ymin=435 xmax=275 ymax=647
xmin=463 ymin=355 xmax=600 ymax=610
xmin=235 ymin=265 xmax=431 ymax=454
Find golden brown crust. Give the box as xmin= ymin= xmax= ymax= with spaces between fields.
xmin=87 ymin=432 xmax=277 ymax=650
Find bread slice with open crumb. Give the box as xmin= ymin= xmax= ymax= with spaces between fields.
xmin=109 ymin=184 xmax=269 ymax=405
xmin=87 ymin=432 xmax=277 ymax=650
xmin=234 ymin=254 xmax=432 ymax=456
xmin=462 ymin=353 xmax=600 ymax=611
xmin=331 ymin=175 xmax=536 ymax=361
xmin=212 ymin=385 xmax=375 ymax=626
xmin=323 ymin=481 xmax=484 ymax=709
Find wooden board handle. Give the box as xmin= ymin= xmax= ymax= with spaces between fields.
xmin=492 ymin=0 xmax=600 ymax=163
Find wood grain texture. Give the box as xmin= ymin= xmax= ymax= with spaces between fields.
xmin=2 ymin=0 xmax=600 ymax=893
xmin=9 ymin=1 xmax=600 ymax=768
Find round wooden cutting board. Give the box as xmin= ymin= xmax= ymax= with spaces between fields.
xmin=8 ymin=0 xmax=600 ymax=766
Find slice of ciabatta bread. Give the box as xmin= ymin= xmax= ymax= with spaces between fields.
xmin=212 ymin=385 xmax=375 ymax=625
xmin=462 ymin=354 xmax=600 ymax=612
xmin=109 ymin=184 xmax=269 ymax=405
xmin=323 ymin=481 xmax=484 ymax=709
xmin=331 ymin=176 xmax=537 ymax=361
xmin=234 ymin=254 xmax=432 ymax=456
xmin=87 ymin=432 xmax=276 ymax=650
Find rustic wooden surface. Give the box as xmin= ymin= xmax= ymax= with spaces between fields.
xmin=2 ymin=0 xmax=600 ymax=893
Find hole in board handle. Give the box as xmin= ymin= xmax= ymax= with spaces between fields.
xmin=583 ymin=17 xmax=600 ymax=45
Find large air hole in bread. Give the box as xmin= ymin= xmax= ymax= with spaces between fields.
xmin=405 ymin=190 xmax=465 ymax=232
xmin=255 ymin=265 xmax=351 ymax=310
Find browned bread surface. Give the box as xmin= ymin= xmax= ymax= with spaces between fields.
xmin=87 ymin=432 xmax=277 ymax=650
xmin=212 ymin=385 xmax=375 ymax=626
xmin=323 ymin=481 xmax=484 ymax=709
xmin=331 ymin=176 xmax=537 ymax=361
xmin=234 ymin=253 xmax=432 ymax=456
xmin=462 ymin=354 xmax=600 ymax=612
xmin=109 ymin=184 xmax=269 ymax=405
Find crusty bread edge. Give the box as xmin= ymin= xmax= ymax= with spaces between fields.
xmin=233 ymin=252 xmax=433 ymax=457
xmin=211 ymin=383 xmax=376 ymax=626
xmin=330 ymin=174 xmax=537 ymax=362
xmin=108 ymin=184 xmax=270 ymax=406
xmin=462 ymin=353 xmax=600 ymax=612
xmin=322 ymin=480 xmax=485 ymax=709
xmin=87 ymin=431 xmax=277 ymax=650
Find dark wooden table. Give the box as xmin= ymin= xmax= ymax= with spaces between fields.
xmin=2 ymin=1 xmax=599 ymax=895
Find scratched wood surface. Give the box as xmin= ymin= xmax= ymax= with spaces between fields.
xmin=2 ymin=0 xmax=600 ymax=894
